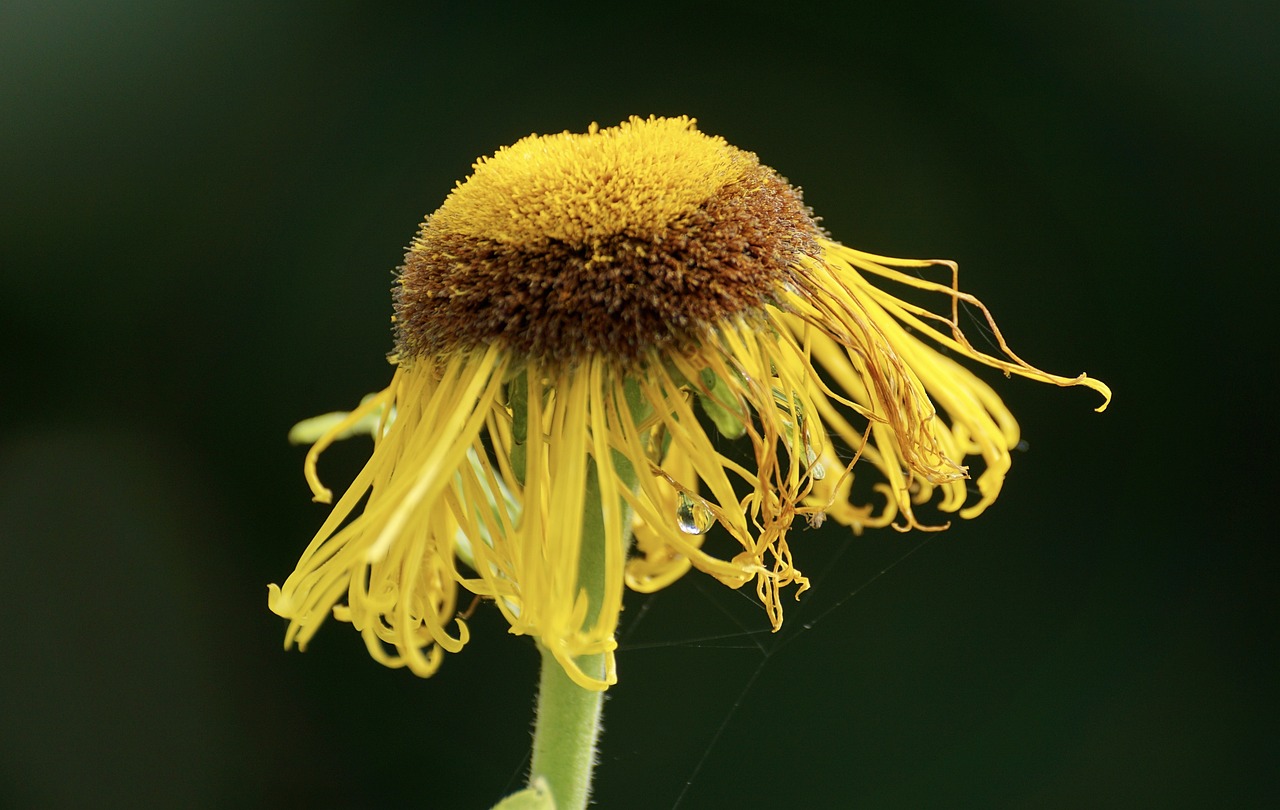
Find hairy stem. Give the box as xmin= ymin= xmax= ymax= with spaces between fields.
xmin=526 ymin=381 xmax=644 ymax=810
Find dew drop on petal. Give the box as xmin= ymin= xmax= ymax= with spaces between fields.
xmin=675 ymin=491 xmax=715 ymax=535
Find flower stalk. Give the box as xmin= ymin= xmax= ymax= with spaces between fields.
xmin=529 ymin=642 xmax=603 ymax=810
xmin=525 ymin=382 xmax=643 ymax=810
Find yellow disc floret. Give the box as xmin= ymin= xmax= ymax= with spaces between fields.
xmin=428 ymin=116 xmax=750 ymax=245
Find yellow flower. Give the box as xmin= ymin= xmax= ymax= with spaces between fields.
xmin=268 ymin=116 xmax=1110 ymax=690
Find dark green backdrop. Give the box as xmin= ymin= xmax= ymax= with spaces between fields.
xmin=2 ymin=1 xmax=1273 ymax=807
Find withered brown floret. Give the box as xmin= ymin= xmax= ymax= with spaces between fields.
xmin=395 ymin=162 xmax=822 ymax=365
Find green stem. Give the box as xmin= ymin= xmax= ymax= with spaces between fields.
xmin=527 ymin=382 xmax=644 ymax=810
xmin=528 ymin=643 xmax=605 ymax=810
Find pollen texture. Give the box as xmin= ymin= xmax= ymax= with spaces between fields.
xmin=396 ymin=116 xmax=822 ymax=364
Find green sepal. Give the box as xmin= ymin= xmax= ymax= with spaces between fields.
xmin=286 ymin=393 xmax=387 ymax=445
xmin=508 ymin=370 xmax=528 ymax=486
xmin=696 ymin=368 xmax=747 ymax=439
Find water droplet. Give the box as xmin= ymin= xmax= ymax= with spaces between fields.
xmin=675 ymin=491 xmax=715 ymax=535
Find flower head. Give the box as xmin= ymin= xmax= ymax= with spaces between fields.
xmin=269 ymin=116 xmax=1109 ymax=690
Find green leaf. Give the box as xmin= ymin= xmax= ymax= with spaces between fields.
xmin=490 ymin=778 xmax=557 ymax=810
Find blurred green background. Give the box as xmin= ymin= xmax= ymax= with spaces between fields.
xmin=1 ymin=1 xmax=1273 ymax=807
